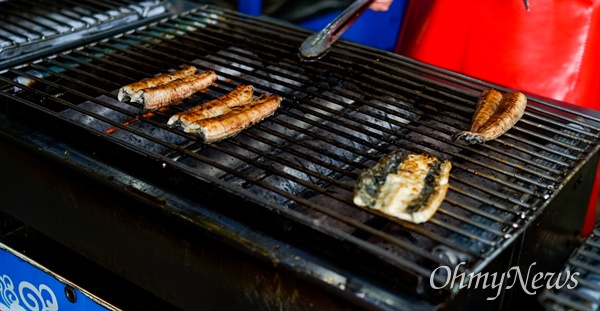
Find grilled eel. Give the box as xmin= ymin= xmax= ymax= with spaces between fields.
xmin=470 ymin=89 xmax=504 ymax=132
xmin=453 ymin=90 xmax=527 ymax=144
xmin=167 ymin=84 xmax=254 ymax=127
xmin=118 ymin=65 xmax=197 ymax=102
xmin=353 ymin=151 xmax=451 ymax=224
xmin=133 ymin=70 xmax=218 ymax=111
xmin=185 ymin=94 xmax=282 ymax=143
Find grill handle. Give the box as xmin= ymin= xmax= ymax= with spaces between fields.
xmin=298 ymin=0 xmax=374 ymax=61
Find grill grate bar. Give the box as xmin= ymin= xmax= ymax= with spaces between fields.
xmin=278 ymin=108 xmax=390 ymax=156
xmin=525 ymin=103 xmax=600 ymax=134
xmin=97 ymin=41 xmax=175 ymax=68
xmin=0 ymin=24 xmax=38 ymax=41
xmin=576 ymin=277 xmax=600 ymax=292
xmin=49 ymin=47 xmax=380 ymax=193
xmin=241 ymin=130 xmax=362 ymax=179
xmin=14 ymin=2 xmax=82 ymax=30
xmin=448 ymin=184 xmax=527 ymax=213
xmin=57 ymin=53 xmax=139 ymax=84
xmin=573 ymin=248 xmax=600 ymax=264
xmin=292 ymin=41 xmax=597 ymax=152
xmin=518 ymin=117 xmax=597 ymax=146
xmin=460 ymin=144 xmax=565 ymax=175
xmin=568 ymin=258 xmax=600 ymax=276
xmin=24 ymin=1 xmax=89 ymax=22
xmin=224 ymin=138 xmax=354 ymax=191
xmin=561 ymin=287 xmax=600 ymax=305
xmin=584 ymin=239 xmax=600 ymax=249
xmin=46 ymin=59 xmax=122 ymax=88
xmin=435 ymin=208 xmax=509 ymax=238
xmin=451 ymin=163 xmax=541 ymax=197
xmin=28 ymin=63 xmax=111 ymax=97
xmin=443 ymin=197 xmax=519 ymax=227
xmin=14 ymin=16 xmax=576 ymax=173
xmin=427 ymin=217 xmax=497 ymax=247
xmin=2 ymin=9 xmax=63 ymax=36
xmin=2 ymin=73 xmax=145 ymax=137
xmin=59 ymin=0 xmax=109 ymax=16
xmin=245 ymin=124 xmax=375 ymax=169
xmin=71 ymin=49 xmax=152 ymax=77
xmin=86 ymin=45 xmax=166 ymax=73
xmin=266 ymin=116 xmax=380 ymax=160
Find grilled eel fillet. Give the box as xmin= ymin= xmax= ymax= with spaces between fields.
xmin=167 ymin=84 xmax=254 ymax=127
xmin=185 ymin=94 xmax=282 ymax=143
xmin=353 ymin=151 xmax=451 ymax=224
xmin=134 ymin=71 xmax=218 ymax=111
xmin=470 ymin=89 xmax=503 ymax=132
xmin=453 ymin=90 xmax=527 ymax=144
xmin=118 ymin=65 xmax=197 ymax=102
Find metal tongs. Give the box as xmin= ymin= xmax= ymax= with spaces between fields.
xmin=299 ymin=0 xmax=374 ymax=62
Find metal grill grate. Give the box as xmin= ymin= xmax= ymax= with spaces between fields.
xmin=1 ymin=5 xmax=599 ymax=299
xmin=0 ymin=0 xmax=169 ymax=67
xmin=541 ymin=225 xmax=600 ymax=311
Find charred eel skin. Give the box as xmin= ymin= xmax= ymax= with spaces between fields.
xmin=470 ymin=89 xmax=504 ymax=133
xmin=453 ymin=90 xmax=527 ymax=144
xmin=185 ymin=94 xmax=282 ymax=143
xmin=136 ymin=71 xmax=218 ymax=111
xmin=168 ymin=84 xmax=254 ymax=127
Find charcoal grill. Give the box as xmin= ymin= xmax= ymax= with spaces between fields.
xmin=1 ymin=4 xmax=599 ymax=310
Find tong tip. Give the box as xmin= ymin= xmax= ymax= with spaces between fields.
xmin=298 ymin=51 xmax=328 ymax=63
xmin=298 ymin=32 xmax=330 ymax=62
xmin=524 ymin=0 xmax=529 ymax=11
